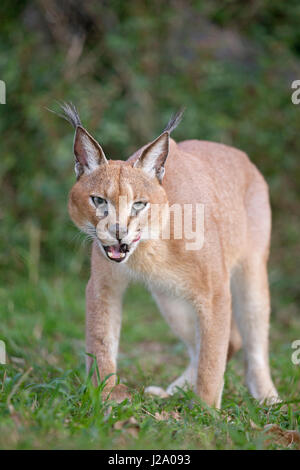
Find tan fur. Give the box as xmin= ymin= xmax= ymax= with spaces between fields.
xmin=68 ymin=126 xmax=279 ymax=408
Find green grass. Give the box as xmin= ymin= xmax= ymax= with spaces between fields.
xmin=0 ymin=269 xmax=300 ymax=450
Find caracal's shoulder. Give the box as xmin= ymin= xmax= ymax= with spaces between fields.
xmin=177 ymin=139 xmax=249 ymax=162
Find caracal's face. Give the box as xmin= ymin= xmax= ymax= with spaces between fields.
xmin=62 ymin=103 xmax=175 ymax=262
xmin=68 ymin=161 xmax=168 ymax=263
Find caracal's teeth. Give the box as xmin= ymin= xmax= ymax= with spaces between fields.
xmin=107 ymin=251 xmax=125 ymax=259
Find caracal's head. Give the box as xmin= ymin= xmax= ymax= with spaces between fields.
xmin=60 ymin=103 xmax=183 ymax=263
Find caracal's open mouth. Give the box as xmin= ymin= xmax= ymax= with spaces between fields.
xmin=103 ymin=243 xmax=129 ymax=262
xmin=103 ymin=234 xmax=141 ymax=262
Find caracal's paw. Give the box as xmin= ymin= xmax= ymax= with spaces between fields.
xmin=103 ymin=384 xmax=132 ymax=403
xmin=145 ymin=386 xmax=170 ymax=398
xmin=259 ymin=394 xmax=282 ymax=406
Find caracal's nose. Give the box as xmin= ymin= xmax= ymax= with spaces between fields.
xmin=108 ymin=223 xmax=127 ymax=241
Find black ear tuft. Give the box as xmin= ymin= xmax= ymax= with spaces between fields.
xmin=163 ymin=107 xmax=185 ymax=134
xmin=58 ymin=102 xmax=82 ymax=128
xmin=47 ymin=101 xmax=82 ymax=128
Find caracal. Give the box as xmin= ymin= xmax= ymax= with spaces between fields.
xmin=60 ymin=103 xmax=279 ymax=408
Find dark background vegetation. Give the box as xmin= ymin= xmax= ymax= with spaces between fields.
xmin=0 ymin=0 xmax=299 ymax=449
xmin=1 ymin=0 xmax=300 ymax=310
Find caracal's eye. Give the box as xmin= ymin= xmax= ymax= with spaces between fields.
xmin=132 ymin=201 xmax=147 ymax=212
xmin=90 ymin=196 xmax=106 ymax=208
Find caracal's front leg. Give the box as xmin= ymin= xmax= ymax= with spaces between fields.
xmin=86 ymin=244 xmax=129 ymax=401
xmin=195 ymin=283 xmax=231 ymax=409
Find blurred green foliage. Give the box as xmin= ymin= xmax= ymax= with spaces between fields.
xmin=0 ymin=0 xmax=299 ymax=318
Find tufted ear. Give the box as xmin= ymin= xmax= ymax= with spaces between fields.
xmin=73 ymin=126 xmax=107 ymax=178
xmin=54 ymin=102 xmax=107 ymax=179
xmin=134 ymin=132 xmax=169 ymax=183
xmin=133 ymin=108 xmax=185 ymax=183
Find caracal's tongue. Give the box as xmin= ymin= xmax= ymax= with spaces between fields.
xmin=108 ymin=244 xmax=122 ymax=259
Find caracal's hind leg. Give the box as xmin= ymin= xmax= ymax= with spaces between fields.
xmin=145 ymin=292 xmax=199 ymax=397
xmin=230 ymin=173 xmax=279 ymax=404
xmin=231 ymin=259 xmax=279 ymax=404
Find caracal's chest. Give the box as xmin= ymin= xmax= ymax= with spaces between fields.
xmin=123 ymin=241 xmax=197 ymax=301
